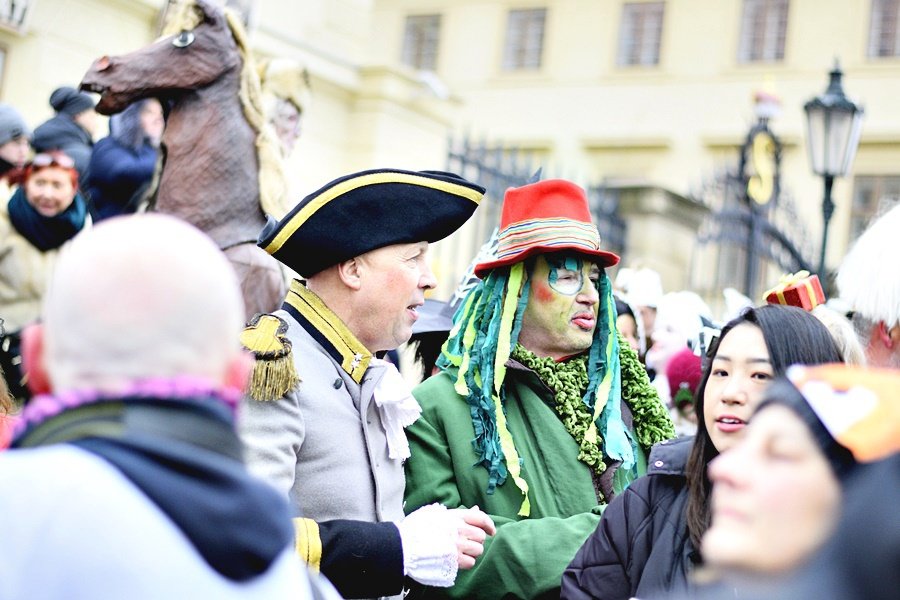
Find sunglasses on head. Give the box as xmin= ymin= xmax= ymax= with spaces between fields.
xmin=31 ymin=153 xmax=75 ymax=170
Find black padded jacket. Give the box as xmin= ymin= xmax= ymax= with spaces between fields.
xmin=561 ymin=436 xmax=700 ymax=600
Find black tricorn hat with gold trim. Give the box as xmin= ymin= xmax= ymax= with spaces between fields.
xmin=258 ymin=168 xmax=485 ymax=277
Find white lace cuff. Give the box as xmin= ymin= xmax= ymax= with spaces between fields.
xmin=398 ymin=503 xmax=459 ymax=587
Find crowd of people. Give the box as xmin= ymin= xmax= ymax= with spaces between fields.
xmin=0 ymin=87 xmax=163 ymax=406
xmin=1 ymin=75 xmax=899 ymax=600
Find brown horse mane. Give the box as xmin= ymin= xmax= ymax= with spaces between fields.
xmin=162 ymin=0 xmax=289 ymax=220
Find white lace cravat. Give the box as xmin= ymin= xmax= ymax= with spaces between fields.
xmin=372 ymin=360 xmax=422 ymax=460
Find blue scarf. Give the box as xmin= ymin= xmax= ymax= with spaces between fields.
xmin=13 ymin=396 xmax=294 ymax=581
xmin=7 ymin=186 xmax=87 ymax=251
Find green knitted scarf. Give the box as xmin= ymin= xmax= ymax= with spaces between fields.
xmin=510 ymin=345 xmax=603 ymax=474
xmin=618 ymin=335 xmax=676 ymax=449
xmin=511 ymin=334 xmax=674 ymax=477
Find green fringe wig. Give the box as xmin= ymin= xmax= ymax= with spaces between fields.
xmin=437 ymin=262 xmax=674 ymax=516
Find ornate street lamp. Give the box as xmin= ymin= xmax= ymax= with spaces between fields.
xmin=803 ymin=61 xmax=864 ymax=276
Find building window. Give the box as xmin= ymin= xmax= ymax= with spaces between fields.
xmin=0 ymin=0 xmax=33 ymax=33
xmin=868 ymin=0 xmax=900 ymax=57
xmin=737 ymin=0 xmax=789 ymax=63
xmin=850 ymin=176 xmax=900 ymax=243
xmin=401 ymin=14 xmax=441 ymax=71
xmin=617 ymin=2 xmax=665 ymax=66
xmin=502 ymin=8 xmax=547 ymax=71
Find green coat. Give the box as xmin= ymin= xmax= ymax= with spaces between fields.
xmin=405 ymin=361 xmax=647 ymax=600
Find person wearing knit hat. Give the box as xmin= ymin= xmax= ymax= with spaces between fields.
xmin=665 ymin=347 xmax=702 ymax=436
xmin=32 ymin=86 xmax=98 ymax=182
xmin=0 ymin=103 xmax=31 ymax=185
xmin=49 ymin=86 xmax=96 ymax=117
xmin=645 ymin=290 xmax=713 ymax=404
xmin=747 ymin=454 xmax=900 ymax=600
xmin=404 ymin=178 xmax=675 ymax=599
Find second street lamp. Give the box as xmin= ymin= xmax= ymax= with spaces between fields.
xmin=803 ymin=61 xmax=865 ymax=277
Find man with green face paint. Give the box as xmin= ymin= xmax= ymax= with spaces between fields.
xmin=404 ymin=179 xmax=676 ymax=599
xmin=518 ymin=255 xmax=602 ymax=360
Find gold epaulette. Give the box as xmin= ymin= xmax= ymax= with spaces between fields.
xmin=240 ymin=314 xmax=300 ymax=401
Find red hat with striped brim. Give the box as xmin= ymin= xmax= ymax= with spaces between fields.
xmin=473 ymin=179 xmax=619 ymax=278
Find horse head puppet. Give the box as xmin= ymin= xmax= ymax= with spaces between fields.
xmin=81 ymin=0 xmax=290 ymax=319
xmin=81 ymin=0 xmax=288 ymax=250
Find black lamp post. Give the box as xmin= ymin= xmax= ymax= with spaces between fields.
xmin=803 ymin=61 xmax=864 ymax=277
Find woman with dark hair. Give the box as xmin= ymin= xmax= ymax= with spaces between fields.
xmin=560 ymin=304 xmax=843 ymax=600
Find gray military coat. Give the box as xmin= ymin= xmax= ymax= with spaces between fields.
xmin=239 ymin=289 xmax=405 ymax=526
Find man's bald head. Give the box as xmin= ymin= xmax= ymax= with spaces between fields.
xmin=42 ymin=214 xmax=245 ymax=392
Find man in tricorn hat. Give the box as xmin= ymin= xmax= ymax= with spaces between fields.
xmin=239 ymin=168 xmax=496 ymax=599
xmin=403 ymin=179 xmax=675 ymax=599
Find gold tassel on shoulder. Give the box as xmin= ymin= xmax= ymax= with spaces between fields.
xmin=240 ymin=314 xmax=300 ymax=401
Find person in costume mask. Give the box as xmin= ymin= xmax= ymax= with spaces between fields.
xmin=403 ymin=179 xmax=676 ymax=599
xmin=238 ymin=168 xmax=496 ymax=600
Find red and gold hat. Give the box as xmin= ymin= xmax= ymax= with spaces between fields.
xmin=473 ymin=179 xmax=619 ymax=278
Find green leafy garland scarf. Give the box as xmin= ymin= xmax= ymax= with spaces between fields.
xmin=511 ymin=337 xmax=674 ymax=480
xmin=510 ymin=345 xmax=601 ymax=472
xmin=438 ymin=263 xmax=675 ymax=516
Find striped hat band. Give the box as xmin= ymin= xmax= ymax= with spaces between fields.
xmin=496 ymin=217 xmax=601 ymax=260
